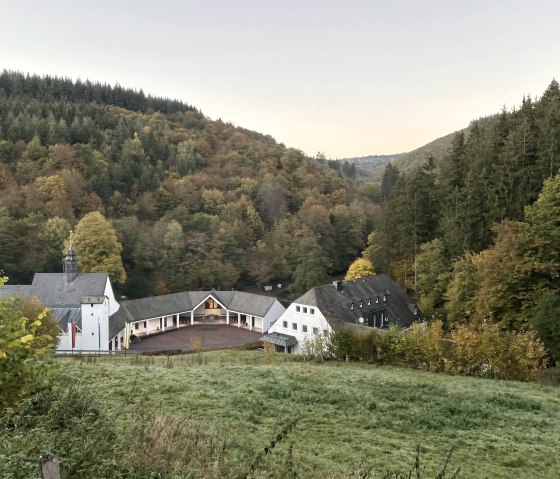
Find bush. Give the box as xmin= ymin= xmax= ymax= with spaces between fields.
xmin=446 ymin=323 xmax=546 ymax=381
xmin=396 ymin=321 xmax=445 ymax=372
xmin=324 ymin=320 xmax=546 ymax=382
xmin=0 ymin=279 xmax=59 ymax=410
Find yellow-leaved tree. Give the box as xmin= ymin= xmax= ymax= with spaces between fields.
xmin=344 ymin=258 xmax=375 ymax=281
xmin=71 ymin=211 xmax=126 ymax=285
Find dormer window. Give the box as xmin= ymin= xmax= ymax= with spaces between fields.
xmin=383 ymin=294 xmax=387 ymax=302
xmin=359 ymin=300 xmax=363 ymax=308
xmin=376 ymin=296 xmax=379 ymax=303
xmin=368 ymin=298 xmax=371 ymax=305
xmin=350 ymin=302 xmax=354 ymax=310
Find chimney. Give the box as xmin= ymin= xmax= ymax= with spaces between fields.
xmin=333 ymin=280 xmax=343 ymax=291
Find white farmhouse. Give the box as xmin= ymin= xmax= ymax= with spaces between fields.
xmin=262 ymin=275 xmax=421 ymax=354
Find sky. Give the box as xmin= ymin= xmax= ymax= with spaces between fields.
xmin=1 ymin=0 xmax=560 ymax=158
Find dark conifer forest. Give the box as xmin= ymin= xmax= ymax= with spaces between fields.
xmin=367 ymin=80 xmax=560 ymax=360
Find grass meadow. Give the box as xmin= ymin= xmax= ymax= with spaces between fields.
xmin=43 ymin=350 xmax=560 ymax=478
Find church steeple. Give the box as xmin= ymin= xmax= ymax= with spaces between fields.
xmin=63 ymin=233 xmax=79 ymax=282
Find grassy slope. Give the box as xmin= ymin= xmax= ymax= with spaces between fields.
xmin=62 ymin=351 xmax=560 ymax=478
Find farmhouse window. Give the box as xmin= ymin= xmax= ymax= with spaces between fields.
xmin=310 ymin=308 xmax=315 ymax=314
xmin=303 ymin=307 xmax=308 ymax=313
xmin=296 ymin=306 xmax=300 ymax=312
xmin=292 ymin=323 xmax=297 ymax=330
xmin=302 ymin=325 xmax=308 ymax=332
xmin=313 ymin=327 xmax=318 ymax=335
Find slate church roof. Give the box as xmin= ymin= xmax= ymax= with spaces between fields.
xmin=1 ymin=273 xmax=110 ymax=332
xmin=31 ymin=273 xmax=109 ymax=307
xmin=294 ymin=274 xmax=420 ymax=329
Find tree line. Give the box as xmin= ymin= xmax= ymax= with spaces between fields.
xmin=367 ymin=80 xmax=560 ymax=363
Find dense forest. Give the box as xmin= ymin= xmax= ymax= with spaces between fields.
xmin=367 ymin=80 xmax=560 ymax=361
xmin=0 ymin=71 xmax=376 ymax=298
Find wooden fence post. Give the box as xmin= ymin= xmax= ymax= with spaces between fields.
xmin=39 ymin=453 xmax=60 ymax=479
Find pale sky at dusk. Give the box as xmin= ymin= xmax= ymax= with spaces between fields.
xmin=2 ymin=0 xmax=559 ymax=158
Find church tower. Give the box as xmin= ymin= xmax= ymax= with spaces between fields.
xmin=63 ymin=236 xmax=79 ymax=282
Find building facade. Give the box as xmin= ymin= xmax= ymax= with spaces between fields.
xmin=263 ymin=275 xmax=421 ymax=354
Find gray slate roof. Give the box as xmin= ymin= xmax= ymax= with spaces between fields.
xmin=31 ymin=273 xmax=108 ymax=307
xmin=2 ymin=275 xmax=108 ymax=331
xmin=260 ymin=332 xmax=298 ymax=347
xmin=117 ymin=290 xmax=279 ymax=324
xmin=51 ymin=307 xmax=82 ymax=332
xmin=0 ymin=285 xmax=35 ymax=300
xmin=109 ymin=306 xmax=134 ymax=340
xmin=294 ymin=274 xmax=421 ymax=329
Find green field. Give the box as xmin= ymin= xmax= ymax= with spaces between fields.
xmin=45 ymin=351 xmax=560 ymax=478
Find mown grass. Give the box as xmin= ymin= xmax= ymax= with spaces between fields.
xmin=57 ymin=351 xmax=559 ymax=478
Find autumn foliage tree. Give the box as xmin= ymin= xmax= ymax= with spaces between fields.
xmin=344 ymin=258 xmax=375 ymax=281
xmin=72 ymin=211 xmax=126 ymax=285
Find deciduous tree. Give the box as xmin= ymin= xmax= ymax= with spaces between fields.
xmin=72 ymin=211 xmax=126 ymax=285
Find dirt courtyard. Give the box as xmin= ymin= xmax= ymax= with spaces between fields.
xmin=129 ymin=324 xmax=262 ymax=352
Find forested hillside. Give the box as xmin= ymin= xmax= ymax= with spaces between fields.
xmin=0 ymin=71 xmax=376 ymax=298
xmin=368 ymin=80 xmax=560 ymax=362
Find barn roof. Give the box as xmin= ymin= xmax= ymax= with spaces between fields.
xmin=117 ymin=290 xmax=279 ymax=323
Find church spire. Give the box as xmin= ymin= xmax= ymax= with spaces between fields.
xmin=63 ymin=232 xmax=79 ymax=282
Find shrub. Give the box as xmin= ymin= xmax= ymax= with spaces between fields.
xmin=447 ymin=323 xmax=546 ymax=381
xmin=0 ymin=279 xmax=59 ymax=410
xmin=400 ymin=321 xmax=445 ymax=372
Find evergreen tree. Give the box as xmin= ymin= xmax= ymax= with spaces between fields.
xmin=380 ymin=162 xmax=399 ymax=202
